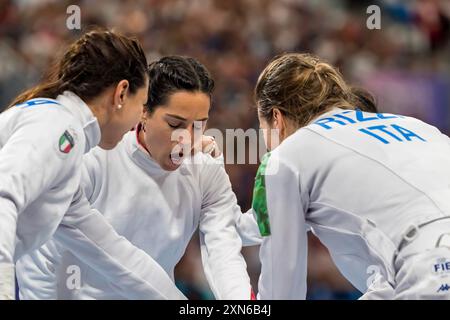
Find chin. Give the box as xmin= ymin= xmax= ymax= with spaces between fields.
xmin=159 ymin=156 xmax=182 ymax=171
xmin=165 ymin=166 xmax=179 ymax=171
xmin=160 ymin=162 xmax=179 ymax=171
xmin=99 ymin=141 xmax=119 ymax=150
xmin=165 ymin=162 xmax=181 ymax=171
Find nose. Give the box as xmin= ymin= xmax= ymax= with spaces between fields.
xmin=188 ymin=125 xmax=195 ymax=146
xmin=190 ymin=123 xmax=203 ymax=151
xmin=173 ymin=129 xmax=194 ymax=155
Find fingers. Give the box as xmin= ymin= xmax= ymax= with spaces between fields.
xmin=201 ymin=136 xmax=222 ymax=158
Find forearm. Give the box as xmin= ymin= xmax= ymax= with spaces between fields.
xmin=0 ymin=263 xmax=15 ymax=300
xmin=200 ymin=222 xmax=252 ymax=300
xmin=256 ymin=156 xmax=308 ymax=299
xmin=15 ymin=241 xmax=63 ymax=300
xmin=57 ymin=193 xmax=186 ymax=300
xmin=0 ymin=197 xmax=17 ymax=265
xmin=0 ymin=197 xmax=18 ymax=300
xmin=236 ymin=208 xmax=262 ymax=247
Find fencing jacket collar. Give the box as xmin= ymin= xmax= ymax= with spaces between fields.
xmin=125 ymin=124 xmax=176 ymax=178
xmin=56 ymin=91 xmax=101 ymax=153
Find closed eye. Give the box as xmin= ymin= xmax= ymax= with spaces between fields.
xmin=168 ymin=122 xmax=182 ymax=129
xmin=193 ymin=121 xmax=206 ymax=129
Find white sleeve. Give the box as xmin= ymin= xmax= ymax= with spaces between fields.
xmin=15 ymin=156 xmax=98 ymax=300
xmin=0 ymin=264 xmax=14 ymax=300
xmin=54 ymin=187 xmax=186 ymax=300
xmin=202 ymin=153 xmax=262 ymax=245
xmin=16 ymin=240 xmax=63 ymax=300
xmin=443 ymin=133 xmax=450 ymax=147
xmin=358 ymin=275 xmax=395 ymax=300
xmin=199 ymin=207 xmax=261 ymax=299
xmin=198 ymin=160 xmax=252 ymax=300
xmin=257 ymin=156 xmax=308 ymax=299
xmin=0 ymin=108 xmax=80 ymax=299
xmin=17 ymin=156 xmax=183 ymax=300
xmin=235 ymin=209 xmax=262 ymax=247
xmin=80 ymin=151 xmax=102 ymax=202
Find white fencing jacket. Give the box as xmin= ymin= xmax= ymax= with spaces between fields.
xmin=1 ymin=92 xmax=186 ymax=300
xmin=256 ymin=107 xmax=450 ymax=299
xmin=17 ymin=128 xmax=260 ymax=300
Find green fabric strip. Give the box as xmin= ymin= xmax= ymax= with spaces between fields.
xmin=252 ymin=152 xmax=271 ymax=236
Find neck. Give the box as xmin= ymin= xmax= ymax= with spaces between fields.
xmin=86 ymin=97 xmax=106 ymax=127
xmin=86 ymin=96 xmax=115 ymax=149
xmin=280 ymin=119 xmax=300 ymax=143
xmin=137 ymin=124 xmax=152 ymax=155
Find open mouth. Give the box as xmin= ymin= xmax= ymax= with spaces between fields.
xmin=170 ymin=149 xmax=184 ymax=166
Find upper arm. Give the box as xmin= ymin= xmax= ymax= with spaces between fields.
xmin=198 ymin=158 xmax=252 ymax=299
xmin=199 ymin=159 xmax=247 ymax=250
xmin=80 ymin=151 xmax=103 ymax=202
xmin=0 ymin=107 xmax=82 ymax=211
xmin=199 ymin=160 xmax=240 ymax=233
xmin=256 ymin=154 xmax=308 ymax=299
xmin=0 ymin=107 xmax=82 ymax=266
xmin=235 ymin=208 xmax=262 ymax=247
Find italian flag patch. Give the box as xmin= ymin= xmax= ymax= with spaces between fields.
xmin=252 ymin=152 xmax=271 ymax=236
xmin=59 ymin=130 xmax=75 ymax=154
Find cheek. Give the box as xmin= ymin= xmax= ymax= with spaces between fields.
xmin=263 ymin=130 xmax=269 ymax=149
xmin=266 ymin=127 xmax=282 ymax=151
xmin=118 ymin=107 xmax=139 ymax=131
xmin=130 ymin=103 xmax=142 ymax=124
xmin=263 ymin=131 xmax=273 ymax=151
xmin=261 ymin=124 xmax=281 ymax=151
xmin=126 ymin=115 xmax=139 ymax=132
xmin=146 ymin=123 xmax=173 ymax=154
xmin=259 ymin=120 xmax=272 ymax=150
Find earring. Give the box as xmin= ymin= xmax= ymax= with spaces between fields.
xmin=117 ymin=104 xmax=123 ymax=110
xmin=141 ymin=120 xmax=146 ymax=132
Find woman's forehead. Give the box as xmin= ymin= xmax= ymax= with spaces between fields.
xmin=162 ymin=91 xmax=210 ymax=119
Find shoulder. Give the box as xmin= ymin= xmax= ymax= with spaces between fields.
xmin=14 ymin=98 xmax=83 ymax=134
xmin=83 ymin=145 xmax=108 ymax=163
xmin=270 ymin=128 xmax=315 ymax=172
xmin=190 ymin=152 xmax=225 ymax=176
xmin=16 ymin=99 xmax=85 ymax=161
xmin=181 ymin=153 xmax=229 ymax=194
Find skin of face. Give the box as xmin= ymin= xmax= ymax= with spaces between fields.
xmin=258 ymin=111 xmax=276 ymax=152
xmin=258 ymin=106 xmax=298 ymax=152
xmin=139 ymin=90 xmax=210 ymax=171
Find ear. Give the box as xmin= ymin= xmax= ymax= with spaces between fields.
xmin=141 ymin=108 xmax=151 ymax=121
xmin=113 ymin=80 xmax=130 ymax=109
xmin=142 ymin=104 xmax=147 ymax=115
xmin=272 ymin=108 xmax=285 ymax=131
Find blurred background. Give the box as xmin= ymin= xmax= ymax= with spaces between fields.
xmin=1 ymin=0 xmax=449 ymax=300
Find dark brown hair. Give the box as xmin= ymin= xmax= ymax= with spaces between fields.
xmin=348 ymin=86 xmax=378 ymax=113
xmin=9 ymin=28 xmax=148 ymax=107
xmin=145 ymin=55 xmax=214 ymax=114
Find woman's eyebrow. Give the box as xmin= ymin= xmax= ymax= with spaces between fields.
xmin=165 ymin=114 xmax=187 ymax=121
xmin=165 ymin=114 xmax=209 ymax=121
